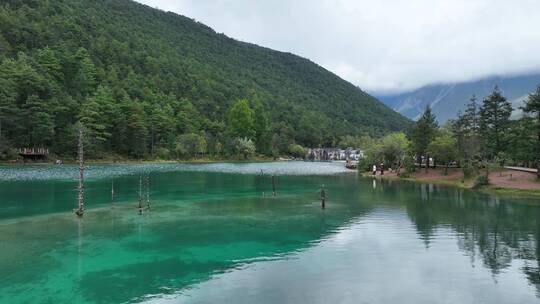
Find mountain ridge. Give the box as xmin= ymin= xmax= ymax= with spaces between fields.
xmin=0 ymin=0 xmax=410 ymax=158
xmin=377 ymin=73 xmax=540 ymax=123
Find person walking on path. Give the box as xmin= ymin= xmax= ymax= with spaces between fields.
xmin=372 ymin=165 xmax=377 ymax=175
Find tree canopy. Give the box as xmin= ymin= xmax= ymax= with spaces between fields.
xmin=411 ymin=105 xmax=438 ymax=166
xmin=479 ymin=86 xmax=512 ymax=157
xmin=522 ymin=85 xmax=540 ymax=178
xmin=427 ymin=131 xmax=457 ymax=174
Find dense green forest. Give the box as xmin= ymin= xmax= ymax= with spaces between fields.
xmin=0 ymin=0 xmax=410 ymax=160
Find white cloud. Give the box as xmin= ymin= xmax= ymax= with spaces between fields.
xmin=135 ymin=0 xmax=540 ymax=95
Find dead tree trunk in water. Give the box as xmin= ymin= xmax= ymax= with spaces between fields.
xmin=111 ymin=179 xmax=115 ymax=208
xmin=75 ymin=128 xmax=85 ymax=217
xmin=138 ymin=175 xmax=144 ymax=214
xmin=320 ymin=184 xmax=326 ymax=209
xmin=145 ymin=174 xmax=151 ymax=210
xmin=271 ymin=175 xmax=276 ymax=197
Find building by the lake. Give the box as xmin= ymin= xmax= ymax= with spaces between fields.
xmin=306 ymin=148 xmax=364 ymax=161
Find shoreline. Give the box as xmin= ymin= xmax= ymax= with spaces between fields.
xmin=362 ymin=168 xmax=540 ymax=199
xmin=0 ymin=156 xmax=280 ymax=166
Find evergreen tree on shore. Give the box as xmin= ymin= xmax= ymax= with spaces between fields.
xmin=411 ymin=105 xmax=438 ymax=171
xmin=479 ymin=86 xmax=512 ymax=158
xmin=228 ymin=99 xmax=255 ymax=140
xmin=453 ymin=95 xmax=481 ymax=160
xmin=522 ymin=84 xmax=540 ymax=179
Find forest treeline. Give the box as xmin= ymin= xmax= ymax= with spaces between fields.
xmin=0 ymin=0 xmax=410 ymax=160
xmin=357 ymin=85 xmax=540 ymax=179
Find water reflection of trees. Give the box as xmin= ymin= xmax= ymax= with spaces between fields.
xmin=403 ymin=183 xmax=540 ymax=295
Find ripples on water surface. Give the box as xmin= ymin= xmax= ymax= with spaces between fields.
xmin=1 ymin=162 xmax=540 ymax=304
xmin=0 ymin=161 xmax=349 ymax=181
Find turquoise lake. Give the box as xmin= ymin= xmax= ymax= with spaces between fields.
xmin=0 ymin=162 xmax=539 ymax=303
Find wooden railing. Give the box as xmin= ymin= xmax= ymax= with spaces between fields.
xmin=504 ymin=166 xmax=538 ymax=173
xmin=17 ymin=148 xmax=49 ymax=156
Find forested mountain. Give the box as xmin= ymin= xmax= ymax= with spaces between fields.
xmin=378 ymin=73 xmax=540 ymax=123
xmin=0 ymin=0 xmax=410 ymax=159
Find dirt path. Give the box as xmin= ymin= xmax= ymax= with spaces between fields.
xmin=375 ymin=168 xmax=540 ymax=191
xmin=412 ymin=168 xmax=464 ymax=182
xmin=488 ymin=170 xmax=540 ymax=190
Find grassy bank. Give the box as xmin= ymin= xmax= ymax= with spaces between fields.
xmin=362 ymin=168 xmax=540 ymax=199
xmin=478 ymin=186 xmax=540 ymax=199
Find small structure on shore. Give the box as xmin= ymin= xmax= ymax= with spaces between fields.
xmin=17 ymin=147 xmax=49 ymax=161
xmin=306 ymin=148 xmax=363 ymax=162
xmin=345 ymin=159 xmax=357 ymax=170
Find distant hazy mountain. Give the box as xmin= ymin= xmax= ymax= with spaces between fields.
xmin=377 ymin=73 xmax=540 ymax=123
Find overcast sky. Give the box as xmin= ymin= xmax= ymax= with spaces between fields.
xmin=135 ymin=0 xmax=540 ymax=95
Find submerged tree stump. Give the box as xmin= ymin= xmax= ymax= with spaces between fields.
xmin=272 ymin=175 xmax=276 ymax=197
xmin=320 ymin=184 xmax=326 ymax=209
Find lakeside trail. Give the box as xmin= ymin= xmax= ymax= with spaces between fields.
xmin=374 ymin=168 xmax=540 ymax=196
xmin=488 ymin=170 xmax=540 ymax=190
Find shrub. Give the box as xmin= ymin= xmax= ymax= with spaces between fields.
xmin=399 ymin=171 xmax=411 ymax=178
xmin=357 ymin=157 xmax=374 ymax=172
xmin=462 ymin=160 xmax=474 ymax=178
xmin=234 ymin=137 xmax=256 ymax=159
xmin=176 ymin=133 xmax=207 ymax=158
xmin=494 ymin=152 xmax=508 ymax=167
xmin=0 ymin=147 xmax=18 ymax=160
xmin=288 ymin=144 xmax=306 ymax=158
xmin=473 ymin=174 xmax=489 ymax=189
xmin=403 ymin=156 xmax=416 ymax=173
xmin=154 ymin=147 xmax=171 ymax=160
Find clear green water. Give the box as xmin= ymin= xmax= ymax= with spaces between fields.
xmin=1 ymin=162 xmax=540 ymax=304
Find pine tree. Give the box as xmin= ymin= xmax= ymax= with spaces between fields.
xmin=78 ymin=86 xmax=113 ymax=156
xmin=522 ymin=84 xmax=540 ymax=178
xmin=125 ymin=99 xmax=148 ymax=158
xmin=23 ymin=95 xmax=55 ymax=147
xmin=456 ymin=95 xmax=482 ymax=159
xmin=411 ymin=105 xmax=438 ymax=170
xmin=37 ymin=47 xmax=63 ymax=82
xmin=479 ymin=86 xmax=512 ymax=158
xmin=228 ymin=99 xmax=255 ymax=140
xmin=147 ymin=99 xmax=176 ymax=155
xmin=72 ymin=48 xmax=97 ymax=97
xmin=451 ymin=113 xmax=467 ymax=159
xmin=252 ymin=100 xmax=269 ymax=154
xmin=0 ymin=75 xmax=17 ymax=151
xmin=176 ymin=99 xmax=201 ymax=134
xmin=507 ymin=118 xmax=536 ymax=168
xmin=463 ymin=95 xmax=480 ymax=134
